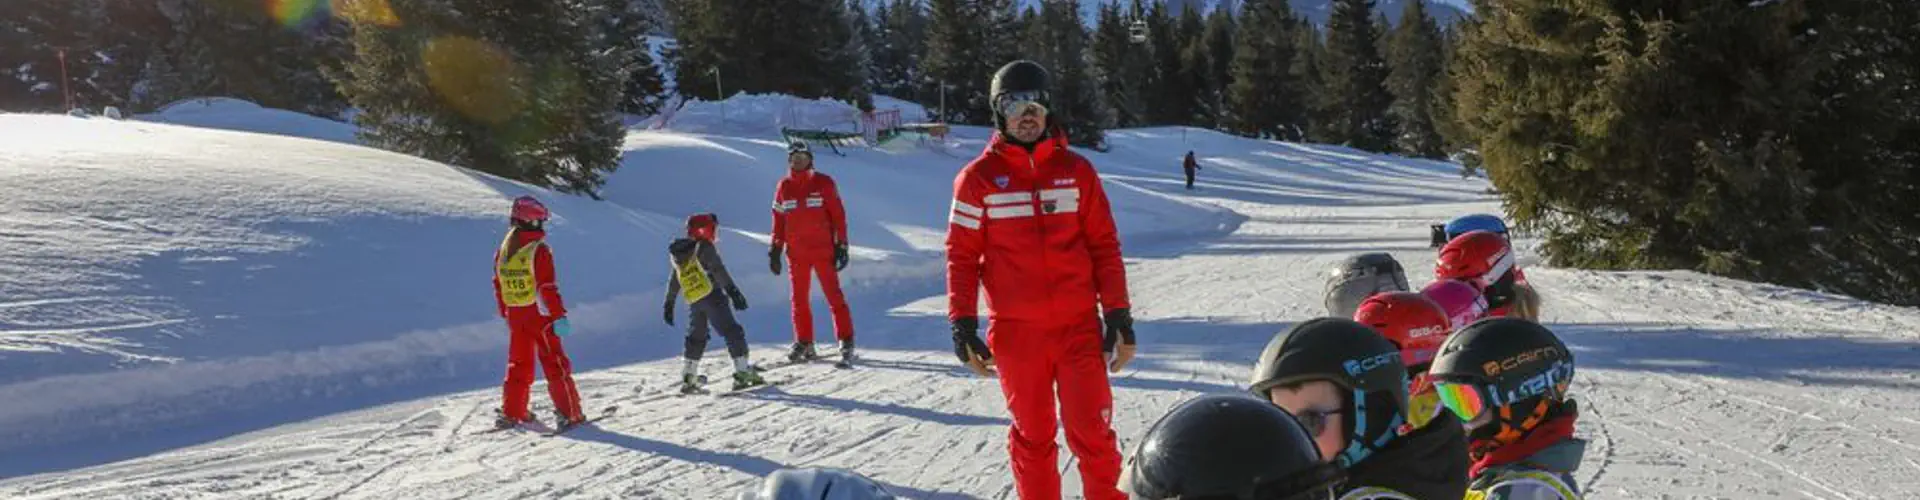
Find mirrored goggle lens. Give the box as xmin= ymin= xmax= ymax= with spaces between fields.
xmin=996 ymin=91 xmax=1048 ymax=118
xmin=1434 ymin=381 xmax=1491 ymax=427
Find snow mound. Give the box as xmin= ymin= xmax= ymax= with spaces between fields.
xmin=0 ymin=114 xmax=684 ymax=458
xmin=139 ymin=97 xmax=359 ymax=145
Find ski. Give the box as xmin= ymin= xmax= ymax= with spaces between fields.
xmin=542 ymin=405 xmax=620 ymax=437
xmin=714 ymin=378 xmax=786 ymax=397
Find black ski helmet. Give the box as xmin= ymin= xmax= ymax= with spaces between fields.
xmin=988 ymin=60 xmax=1052 ymax=131
xmin=1428 ymin=317 xmax=1575 ymax=444
xmin=1126 ymin=394 xmax=1345 ymax=500
xmin=1248 ymin=318 xmax=1411 ymax=467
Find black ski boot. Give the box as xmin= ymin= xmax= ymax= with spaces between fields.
xmin=554 ymin=409 xmax=586 ymax=430
xmin=836 ymin=339 xmax=856 ymax=368
xmin=679 ymin=373 xmax=707 ymax=395
xmin=786 ymin=341 xmax=818 ymax=363
xmin=493 ymin=408 xmax=528 ymax=430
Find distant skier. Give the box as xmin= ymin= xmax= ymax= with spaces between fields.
xmin=769 ymin=141 xmax=856 ymax=365
xmin=664 ymin=213 xmax=765 ymax=393
xmin=1323 ymin=252 xmax=1411 ymax=318
xmin=1429 ymin=318 xmax=1587 ymax=499
xmin=1436 ymin=230 xmax=1538 ymax=320
xmin=1124 ymin=394 xmax=1346 ymax=500
xmin=1247 ymin=318 xmax=1467 ymax=500
xmin=946 ymin=60 xmax=1136 ymax=500
xmin=491 ymin=195 xmax=586 ymax=429
xmin=1182 ymin=150 xmax=1200 ymax=190
xmin=737 ymin=468 xmax=896 ymax=500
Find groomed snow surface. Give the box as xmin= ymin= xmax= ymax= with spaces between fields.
xmin=1 ymin=95 xmax=1917 ymax=499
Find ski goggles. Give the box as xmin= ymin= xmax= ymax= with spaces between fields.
xmin=1433 ymin=379 xmax=1496 ymax=429
xmin=994 ymin=90 xmax=1049 ymax=119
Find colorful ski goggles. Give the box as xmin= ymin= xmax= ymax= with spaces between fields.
xmin=994 ymin=90 xmax=1049 ymax=119
xmin=1433 ymin=379 xmax=1496 ymax=429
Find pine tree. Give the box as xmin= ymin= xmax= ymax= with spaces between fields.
xmin=1090 ymin=2 xmax=1145 ymax=127
xmin=606 ymin=0 xmax=667 ymax=115
xmin=873 ymin=0 xmax=929 ymax=102
xmin=1318 ymin=0 xmax=1394 ymax=151
xmin=1454 ymin=0 xmax=1920 ymax=305
xmin=340 ymin=0 xmax=624 ymax=195
xmin=1200 ymin=5 xmax=1237 ymax=128
xmin=1174 ymin=5 xmax=1212 ymax=126
xmin=1384 ymin=0 xmax=1444 ymax=158
xmin=1017 ymin=0 xmax=1107 ymax=147
xmin=1224 ymin=0 xmax=1303 ymax=139
xmin=920 ymin=0 xmax=989 ymax=123
xmin=1430 ymin=22 xmax=1468 ymax=158
xmin=1295 ymin=21 xmax=1335 ymax=142
xmin=1144 ymin=0 xmax=1184 ymax=124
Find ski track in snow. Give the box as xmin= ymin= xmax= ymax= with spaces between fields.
xmin=2 ymin=112 xmax=1919 ymax=498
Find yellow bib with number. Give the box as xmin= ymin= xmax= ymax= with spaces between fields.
xmin=1465 ymin=470 xmax=1579 ymax=500
xmin=497 ymin=237 xmax=543 ymax=308
xmin=675 ymin=254 xmax=713 ymax=303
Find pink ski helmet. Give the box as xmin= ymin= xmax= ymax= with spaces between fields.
xmin=510 ymin=195 xmax=549 ymax=224
xmin=1420 ymin=279 xmax=1490 ymax=331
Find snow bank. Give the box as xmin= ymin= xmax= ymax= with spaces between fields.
xmin=138 ymin=97 xmax=359 ymax=145
xmin=0 ymin=115 xmax=683 ymax=455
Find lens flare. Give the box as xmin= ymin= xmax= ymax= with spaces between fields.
xmin=269 ymin=0 xmax=326 ymax=28
xmin=422 ymin=36 xmax=527 ymax=125
xmin=331 ymin=0 xmax=401 ymax=27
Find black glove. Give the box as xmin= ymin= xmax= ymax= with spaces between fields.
xmin=1103 ymin=308 xmax=1137 ymax=372
xmin=769 ymin=246 xmax=783 ymax=275
xmin=951 ymin=317 xmax=995 ymax=377
xmin=833 ymin=243 xmax=850 ymax=271
xmin=663 ymin=300 xmax=675 ymax=326
xmin=725 ymin=285 xmax=748 ymax=311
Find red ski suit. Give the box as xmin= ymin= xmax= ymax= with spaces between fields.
xmin=491 ymin=229 xmax=584 ymax=421
xmin=947 ymin=132 xmax=1130 ymax=500
xmin=771 ymin=168 xmax=854 ymax=343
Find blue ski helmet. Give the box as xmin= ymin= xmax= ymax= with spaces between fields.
xmin=1444 ymin=214 xmax=1508 ymax=241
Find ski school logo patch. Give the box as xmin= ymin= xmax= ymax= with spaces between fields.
xmin=994 ymin=176 xmax=1010 ymax=188
xmin=1053 ymin=178 xmax=1075 ymax=186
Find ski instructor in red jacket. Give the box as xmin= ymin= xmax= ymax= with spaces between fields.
xmin=770 ymin=141 xmax=856 ymax=365
xmin=947 ymin=60 xmax=1137 ymax=500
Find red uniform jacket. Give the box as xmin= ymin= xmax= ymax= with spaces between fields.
xmin=492 ymin=229 xmax=567 ymax=318
xmin=771 ymin=169 xmax=848 ymax=256
xmin=946 ymin=132 xmax=1130 ymax=323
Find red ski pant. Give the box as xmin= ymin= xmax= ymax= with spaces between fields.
xmin=988 ymin=316 xmax=1125 ymax=500
xmin=787 ymin=249 xmax=853 ymax=343
xmin=501 ymin=308 xmax=583 ymax=421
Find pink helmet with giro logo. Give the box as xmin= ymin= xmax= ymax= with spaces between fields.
xmin=1420 ymin=279 xmax=1490 ymax=331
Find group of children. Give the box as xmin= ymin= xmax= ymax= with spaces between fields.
xmin=1126 ymin=213 xmax=1586 ymax=500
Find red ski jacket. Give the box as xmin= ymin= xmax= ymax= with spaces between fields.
xmin=946 ymin=132 xmax=1130 ymax=323
xmin=771 ymin=169 xmax=848 ymax=255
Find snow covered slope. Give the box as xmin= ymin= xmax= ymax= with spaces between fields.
xmin=4 ymin=97 xmax=1919 ymax=499
xmin=0 ymin=113 xmax=697 ymax=472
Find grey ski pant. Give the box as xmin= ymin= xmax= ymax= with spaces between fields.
xmin=685 ymin=296 xmax=749 ymax=360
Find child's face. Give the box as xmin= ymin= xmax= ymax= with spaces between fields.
xmin=1267 ymin=379 xmax=1349 ymax=462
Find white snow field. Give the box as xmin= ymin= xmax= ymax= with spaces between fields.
xmin=2 ymin=96 xmax=1918 ymax=499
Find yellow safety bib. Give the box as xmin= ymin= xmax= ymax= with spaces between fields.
xmin=675 ymin=254 xmax=714 ymax=303
xmin=1464 ymin=470 xmax=1579 ymax=500
xmin=1407 ymin=389 xmax=1443 ymax=430
xmin=497 ymin=237 xmax=544 ymax=308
